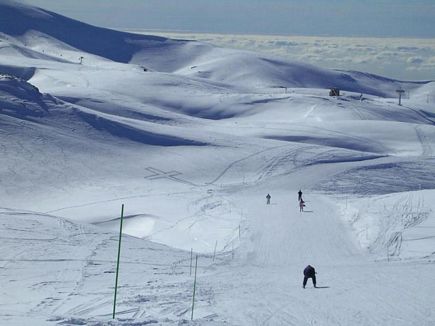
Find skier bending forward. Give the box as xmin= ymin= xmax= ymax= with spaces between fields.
xmin=303 ymin=265 xmax=317 ymax=288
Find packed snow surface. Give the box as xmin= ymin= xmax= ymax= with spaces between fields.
xmin=0 ymin=1 xmax=434 ymax=325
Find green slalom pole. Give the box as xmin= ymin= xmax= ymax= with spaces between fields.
xmin=113 ymin=204 xmax=125 ymax=319
xmin=191 ymin=255 xmax=198 ymax=320
xmin=190 ymin=248 xmax=193 ymax=276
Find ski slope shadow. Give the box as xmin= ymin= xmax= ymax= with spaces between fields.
xmin=76 ymin=110 xmax=207 ymax=147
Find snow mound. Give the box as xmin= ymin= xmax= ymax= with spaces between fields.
xmin=263 ymin=134 xmax=386 ymax=154
xmin=75 ymin=109 xmax=208 ymax=146
xmin=411 ymin=81 xmax=435 ymax=102
xmin=0 ymin=74 xmax=48 ymax=118
xmin=339 ymin=190 xmax=435 ymax=260
xmin=178 ymin=54 xmax=429 ymax=97
xmin=318 ymin=159 xmax=435 ymax=195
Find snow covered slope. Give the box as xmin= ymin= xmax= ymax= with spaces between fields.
xmin=0 ymin=1 xmax=435 ymax=325
xmin=0 ymin=0 xmax=429 ymax=95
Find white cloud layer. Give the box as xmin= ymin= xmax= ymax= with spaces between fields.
xmin=131 ymin=31 xmax=435 ymax=81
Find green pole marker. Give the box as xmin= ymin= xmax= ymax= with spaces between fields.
xmin=191 ymin=255 xmax=198 ymax=321
xmin=113 ymin=204 xmax=125 ymax=319
xmin=213 ymin=240 xmax=217 ymax=261
xmin=190 ymin=248 xmax=193 ymax=276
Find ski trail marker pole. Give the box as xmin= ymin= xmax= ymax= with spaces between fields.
xmin=191 ymin=255 xmax=198 ymax=320
xmin=190 ymin=248 xmax=193 ymax=276
xmin=113 ymin=204 xmax=124 ymax=319
xmin=213 ymin=240 xmax=217 ymax=261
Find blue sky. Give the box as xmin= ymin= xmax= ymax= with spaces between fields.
xmin=23 ymin=0 xmax=435 ymax=37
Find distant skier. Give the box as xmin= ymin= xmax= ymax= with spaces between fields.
xmin=299 ymin=199 xmax=305 ymax=212
xmin=266 ymin=193 xmax=271 ymax=205
xmin=298 ymin=189 xmax=303 ymax=202
xmin=303 ymin=265 xmax=317 ymax=288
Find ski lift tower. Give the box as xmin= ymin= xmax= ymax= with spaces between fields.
xmin=396 ymin=88 xmax=405 ymax=106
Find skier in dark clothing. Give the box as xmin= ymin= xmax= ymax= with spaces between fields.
xmin=303 ymin=265 xmax=316 ymax=288
xmin=298 ymin=190 xmax=303 ymax=202
xmin=299 ymin=199 xmax=305 ymax=212
xmin=266 ymin=193 xmax=271 ymax=204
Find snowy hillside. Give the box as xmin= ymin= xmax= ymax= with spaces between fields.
xmin=1 ymin=1 xmax=435 ymax=325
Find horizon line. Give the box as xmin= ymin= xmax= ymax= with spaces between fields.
xmin=120 ymin=28 xmax=435 ymax=40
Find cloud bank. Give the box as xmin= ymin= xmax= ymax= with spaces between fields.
xmin=131 ymin=31 xmax=435 ymax=81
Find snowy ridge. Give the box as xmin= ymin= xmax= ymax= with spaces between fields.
xmin=0 ymin=1 xmax=435 ymax=325
xmin=0 ymin=1 xmax=432 ymax=96
xmin=0 ymin=0 xmax=170 ymax=63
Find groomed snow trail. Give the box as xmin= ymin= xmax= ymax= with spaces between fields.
xmin=205 ymin=190 xmax=435 ymax=326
